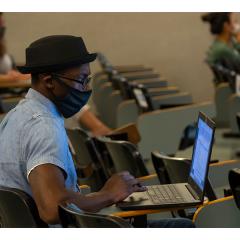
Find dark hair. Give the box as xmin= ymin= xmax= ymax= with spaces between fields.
xmin=201 ymin=13 xmax=231 ymax=35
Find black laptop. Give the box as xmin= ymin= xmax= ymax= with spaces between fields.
xmin=132 ymin=85 xmax=154 ymax=112
xmin=117 ymin=112 xmax=215 ymax=210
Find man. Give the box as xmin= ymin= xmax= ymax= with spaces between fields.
xmin=0 ymin=35 xmax=193 ymax=227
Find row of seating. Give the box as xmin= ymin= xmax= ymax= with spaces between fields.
xmin=68 ymin=54 xmax=240 ymax=224
xmin=71 ymin=54 xmax=240 ymax=227
xmin=211 ymin=63 xmax=240 ymax=134
xmin=90 ymin=54 xmax=216 ymax=159
xmin=1 ymin=54 xmax=240 ymax=228
xmin=1 ymin=124 xmax=240 ymax=227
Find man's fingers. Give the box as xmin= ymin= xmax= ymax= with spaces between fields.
xmin=126 ymin=178 xmax=141 ymax=187
xmin=122 ymin=174 xmax=135 ymax=181
xmin=132 ymin=184 xmax=147 ymax=192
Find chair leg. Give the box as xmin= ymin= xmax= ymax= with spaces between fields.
xmin=127 ymin=215 xmax=148 ymax=228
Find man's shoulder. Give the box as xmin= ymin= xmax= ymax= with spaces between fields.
xmin=16 ymin=98 xmax=60 ymax=122
xmin=23 ymin=110 xmax=62 ymax=133
xmin=9 ymin=100 xmax=62 ymax=135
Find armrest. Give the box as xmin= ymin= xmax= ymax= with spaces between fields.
xmin=79 ymin=185 xmax=91 ymax=195
xmin=76 ymin=163 xmax=93 ymax=178
xmin=111 ymin=123 xmax=141 ymax=145
xmin=138 ymin=174 xmax=157 ymax=181
xmin=222 ymin=132 xmax=240 ymax=138
xmin=138 ymin=174 xmax=158 ymax=186
xmin=148 ymin=86 xmax=179 ymax=96
xmin=210 ymin=159 xmax=239 ymax=167
xmin=126 ymin=73 xmax=160 ymax=81
xmin=113 ymin=65 xmax=150 ymax=72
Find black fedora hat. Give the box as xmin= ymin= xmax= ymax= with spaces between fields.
xmin=17 ymin=35 xmax=97 ymax=74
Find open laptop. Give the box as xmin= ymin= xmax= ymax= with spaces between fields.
xmin=117 ymin=112 xmax=215 ymax=210
xmin=132 ymin=85 xmax=154 ymax=112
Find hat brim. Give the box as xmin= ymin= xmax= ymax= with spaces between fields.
xmin=17 ymin=53 xmax=97 ymax=74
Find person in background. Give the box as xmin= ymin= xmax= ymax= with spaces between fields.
xmin=66 ymin=104 xmax=112 ymax=137
xmin=0 ymin=12 xmax=30 ymax=82
xmin=202 ymin=12 xmax=240 ymax=69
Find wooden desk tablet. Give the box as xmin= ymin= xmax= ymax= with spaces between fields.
xmin=99 ymin=202 xmax=203 ymax=218
xmin=0 ymin=79 xmax=31 ymax=88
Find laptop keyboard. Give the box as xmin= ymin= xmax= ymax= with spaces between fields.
xmin=147 ymin=185 xmax=187 ymax=204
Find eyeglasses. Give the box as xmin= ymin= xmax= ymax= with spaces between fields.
xmin=51 ymin=73 xmax=91 ymax=92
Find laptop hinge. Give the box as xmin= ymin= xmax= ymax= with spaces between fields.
xmin=186 ymin=184 xmax=200 ymax=200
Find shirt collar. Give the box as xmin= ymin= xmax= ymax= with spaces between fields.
xmin=25 ymin=88 xmax=62 ymax=118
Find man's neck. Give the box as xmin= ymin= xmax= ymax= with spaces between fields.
xmin=31 ymin=85 xmax=55 ymax=105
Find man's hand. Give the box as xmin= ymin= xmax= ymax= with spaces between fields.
xmin=29 ymin=166 xmax=146 ymax=224
xmin=100 ymin=171 xmax=146 ymax=203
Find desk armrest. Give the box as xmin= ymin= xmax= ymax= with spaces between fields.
xmin=79 ymin=185 xmax=91 ymax=195
xmin=111 ymin=123 xmax=141 ymax=145
xmin=210 ymin=159 xmax=239 ymax=167
xmin=138 ymin=174 xmax=158 ymax=186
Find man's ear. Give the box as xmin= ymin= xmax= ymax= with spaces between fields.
xmin=40 ymin=74 xmax=55 ymax=90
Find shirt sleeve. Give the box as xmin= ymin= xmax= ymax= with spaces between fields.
xmin=22 ymin=116 xmax=70 ymax=181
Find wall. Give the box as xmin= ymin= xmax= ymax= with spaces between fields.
xmin=5 ymin=13 xmax=215 ymax=102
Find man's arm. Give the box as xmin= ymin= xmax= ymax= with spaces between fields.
xmin=29 ymin=164 xmax=145 ymax=225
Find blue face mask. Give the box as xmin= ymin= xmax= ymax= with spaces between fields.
xmin=53 ymin=77 xmax=92 ymax=118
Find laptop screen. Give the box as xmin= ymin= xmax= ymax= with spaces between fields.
xmin=189 ymin=117 xmax=214 ymax=191
xmin=133 ymin=88 xmax=149 ymax=109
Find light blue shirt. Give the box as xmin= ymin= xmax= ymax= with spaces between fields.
xmin=0 ymin=88 xmax=78 ymax=196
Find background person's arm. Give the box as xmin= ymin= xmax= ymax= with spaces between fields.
xmin=78 ymin=107 xmax=112 ymax=136
xmin=29 ymin=164 xmax=145 ymax=224
xmin=0 ymin=70 xmax=30 ymax=82
xmin=0 ymin=71 xmax=19 ymax=81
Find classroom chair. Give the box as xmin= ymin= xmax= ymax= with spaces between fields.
xmin=59 ymin=203 xmax=132 ymax=228
xmin=193 ymin=196 xmax=240 ymax=227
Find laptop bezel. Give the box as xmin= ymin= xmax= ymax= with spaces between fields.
xmin=132 ymin=88 xmax=149 ymax=109
xmin=187 ymin=111 xmax=216 ymax=202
